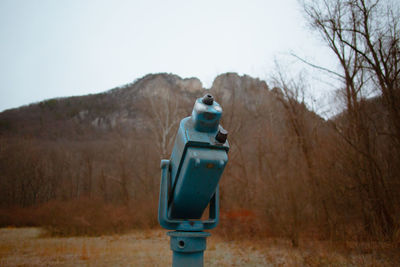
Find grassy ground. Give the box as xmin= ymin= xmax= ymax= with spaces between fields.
xmin=0 ymin=227 xmax=398 ymax=266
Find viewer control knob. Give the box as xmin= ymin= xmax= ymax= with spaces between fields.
xmin=215 ymin=128 xmax=228 ymax=143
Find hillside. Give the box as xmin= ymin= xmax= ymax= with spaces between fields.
xmin=4 ymin=71 xmax=395 ymax=247
xmin=0 ymin=73 xmax=204 ymax=140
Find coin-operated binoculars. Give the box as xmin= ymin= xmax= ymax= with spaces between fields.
xmin=158 ymin=94 xmax=229 ymax=267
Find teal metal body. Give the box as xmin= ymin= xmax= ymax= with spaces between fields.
xmin=158 ymin=95 xmax=229 ymax=267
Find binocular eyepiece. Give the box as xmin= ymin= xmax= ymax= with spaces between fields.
xmin=202 ymin=94 xmax=214 ymax=105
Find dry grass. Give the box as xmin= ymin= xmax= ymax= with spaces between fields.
xmin=0 ymin=227 xmax=398 ymax=266
xmin=0 ymin=227 xmax=169 ymax=266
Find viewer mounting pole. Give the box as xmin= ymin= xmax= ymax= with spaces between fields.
xmin=158 ymin=94 xmax=229 ymax=267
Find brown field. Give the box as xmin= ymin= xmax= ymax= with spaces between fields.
xmin=0 ymin=227 xmax=398 ymax=266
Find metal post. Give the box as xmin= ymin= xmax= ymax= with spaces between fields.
xmin=167 ymin=231 xmax=211 ymax=267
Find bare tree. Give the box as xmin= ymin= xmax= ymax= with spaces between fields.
xmin=142 ymin=88 xmax=186 ymax=159
xmin=302 ymin=0 xmax=400 ymax=141
xmin=301 ymin=0 xmax=399 ymax=239
xmin=272 ymin=68 xmax=333 ymax=235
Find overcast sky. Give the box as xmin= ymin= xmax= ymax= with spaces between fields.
xmin=0 ymin=0 xmax=337 ymax=113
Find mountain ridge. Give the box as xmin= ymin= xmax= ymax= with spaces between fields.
xmin=0 ymin=72 xmax=279 ymax=140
